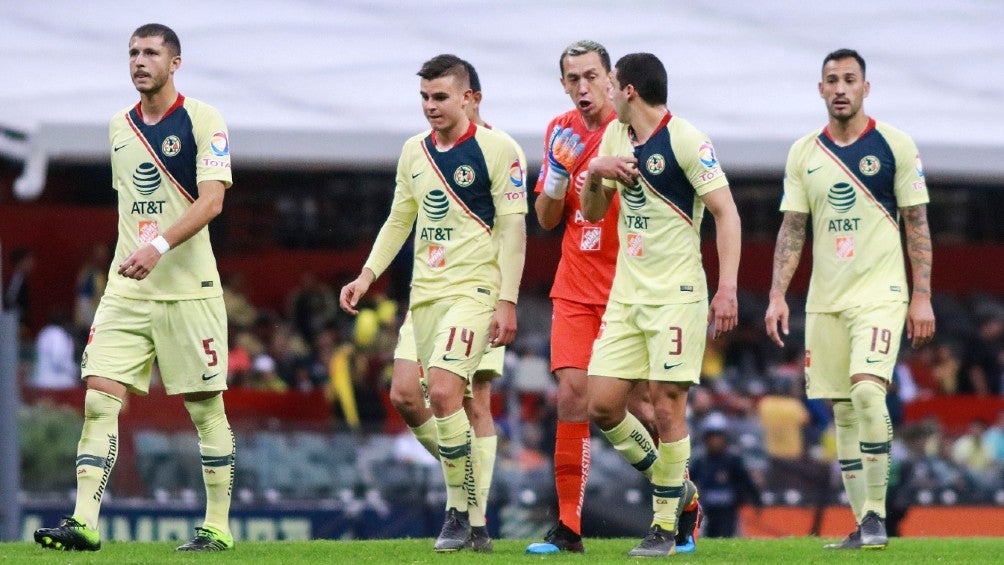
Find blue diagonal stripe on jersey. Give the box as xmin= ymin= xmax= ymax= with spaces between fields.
xmin=633 ymin=124 xmax=696 ymax=224
xmin=76 ymin=454 xmax=107 ymax=468
xmin=815 ymin=129 xmax=898 ymax=226
xmin=421 ymin=132 xmax=496 ymax=231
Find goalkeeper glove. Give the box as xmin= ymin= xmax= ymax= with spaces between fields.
xmin=541 ymin=126 xmax=585 ymax=199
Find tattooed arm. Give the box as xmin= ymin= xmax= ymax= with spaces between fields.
xmin=764 ymin=211 xmax=808 ymax=347
xmin=902 ymin=204 xmax=935 ymax=348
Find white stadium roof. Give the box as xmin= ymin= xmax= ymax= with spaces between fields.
xmin=2 ymin=0 xmax=1002 ymax=197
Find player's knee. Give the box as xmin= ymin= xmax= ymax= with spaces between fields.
xmin=832 ymin=400 xmax=857 ymax=428
xmin=849 ymin=380 xmax=886 ymax=411
xmin=389 ymin=384 xmax=420 ymax=414
xmin=184 ymin=393 xmax=227 ymax=429
xmin=588 ymin=397 xmax=619 ymax=429
xmin=83 ymin=389 xmax=123 ymax=421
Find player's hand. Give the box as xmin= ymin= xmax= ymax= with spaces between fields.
xmin=546 ymin=126 xmax=585 ymax=178
xmin=906 ymin=294 xmax=935 ymax=348
xmin=488 ymin=300 xmax=517 ymax=347
xmin=117 ymin=244 xmax=161 ymax=280
xmin=764 ymin=294 xmax=789 ymax=348
xmin=709 ymin=287 xmax=738 ymax=339
xmin=588 ymin=155 xmax=639 ymax=185
xmin=339 ymin=271 xmax=373 ymax=315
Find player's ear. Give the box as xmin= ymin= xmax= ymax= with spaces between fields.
xmin=863 ymin=80 xmax=870 ymax=99
xmin=818 ymin=81 xmax=824 ymax=99
xmin=170 ymin=55 xmax=181 ymax=74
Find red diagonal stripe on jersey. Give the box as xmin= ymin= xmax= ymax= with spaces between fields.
xmin=814 ymin=138 xmax=897 ymax=229
xmin=420 ymin=140 xmax=491 ymax=235
xmin=638 ymin=176 xmax=693 ymax=226
xmin=125 ymin=113 xmax=195 ymax=204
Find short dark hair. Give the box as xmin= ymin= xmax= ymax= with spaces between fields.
xmin=614 ymin=53 xmax=667 ymax=105
xmin=417 ymin=54 xmax=470 ymax=89
xmin=132 ymin=23 xmax=181 ymax=57
xmin=559 ymin=40 xmax=611 ymax=76
xmin=461 ymin=59 xmax=481 ymax=93
xmin=822 ymin=48 xmax=866 ymax=78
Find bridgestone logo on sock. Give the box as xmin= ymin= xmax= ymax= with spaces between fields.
xmin=93 ymin=434 xmax=118 ymax=502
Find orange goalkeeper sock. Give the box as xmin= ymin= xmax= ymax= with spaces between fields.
xmin=554 ymin=421 xmax=590 ymax=534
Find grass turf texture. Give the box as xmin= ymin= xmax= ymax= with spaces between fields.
xmin=5 ymin=537 xmax=996 ymax=563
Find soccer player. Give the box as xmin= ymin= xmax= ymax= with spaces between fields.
xmin=34 ymin=23 xmax=236 ymax=552
xmin=388 ymin=58 xmax=524 ymax=553
xmin=765 ymin=48 xmax=935 ymax=550
xmin=582 ymin=52 xmax=742 ymax=557
xmin=527 ymin=39 xmax=691 ymax=555
xmin=340 ymin=54 xmax=527 ymax=553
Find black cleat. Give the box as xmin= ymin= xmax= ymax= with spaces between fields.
xmin=434 ymin=508 xmax=470 ymax=552
xmin=465 ymin=525 xmax=493 ymax=553
xmin=525 ymin=520 xmax=585 ymax=554
xmin=674 ymin=479 xmax=701 ymax=553
xmin=628 ymin=524 xmax=676 ymax=557
xmin=34 ymin=516 xmax=101 ymax=551
xmin=176 ymin=526 xmax=234 ymax=551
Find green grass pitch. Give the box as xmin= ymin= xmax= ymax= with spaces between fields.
xmin=4 ymin=537 xmax=997 ymax=563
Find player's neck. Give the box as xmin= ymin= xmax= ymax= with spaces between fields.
xmin=138 ymin=84 xmax=180 ymax=125
xmin=628 ymin=105 xmax=669 ymax=145
xmin=433 ymin=117 xmax=472 ymax=150
xmin=580 ymin=104 xmax=614 ymax=131
xmin=826 ymin=113 xmax=871 ymax=146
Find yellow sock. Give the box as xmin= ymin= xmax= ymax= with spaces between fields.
xmin=73 ymin=390 xmax=123 ymax=528
xmin=185 ymin=395 xmax=235 ymax=535
xmin=600 ymin=412 xmax=658 ymax=478
xmin=651 ymin=436 xmax=690 ymax=531
xmin=468 ymin=435 xmax=497 ymax=528
xmin=850 ymin=381 xmax=891 ymax=518
xmin=410 ymin=417 xmax=440 ymax=459
xmin=436 ymin=409 xmax=473 ymax=512
xmin=833 ymin=400 xmax=866 ymax=522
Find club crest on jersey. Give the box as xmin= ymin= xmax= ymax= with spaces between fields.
xmin=827 ymin=182 xmax=856 ymax=213
xmin=423 ymin=190 xmax=449 ymax=221
xmin=210 ymin=131 xmax=229 ymax=157
xmin=161 ymin=135 xmax=181 ymax=157
xmin=509 ymin=159 xmax=524 ymax=188
xmin=646 ymin=153 xmax=666 ymax=175
xmin=859 ymin=155 xmax=880 ymax=176
xmin=454 ymin=165 xmax=475 ymax=187
xmin=698 ymin=142 xmax=718 ymax=169
xmin=133 ymin=162 xmax=161 ymax=195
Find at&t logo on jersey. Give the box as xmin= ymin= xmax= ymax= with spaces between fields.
xmin=210 ymin=131 xmax=229 ymax=157
xmin=161 ymin=135 xmax=181 ymax=157
xmin=423 ymin=190 xmax=449 ymax=221
xmin=646 ymin=153 xmax=666 ymax=175
xmin=454 ymin=165 xmax=475 ymax=187
xmin=622 ymin=181 xmax=646 ymax=210
xmin=827 ymin=182 xmax=856 ymax=213
xmin=133 ymin=162 xmax=161 ymax=195
xmin=859 ymin=155 xmax=880 ymax=176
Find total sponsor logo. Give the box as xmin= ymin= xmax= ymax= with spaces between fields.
xmin=697 ymin=141 xmax=718 ymax=168
xmin=201 ymin=157 xmax=230 ymax=169
xmin=210 ymin=130 xmax=229 ymax=157
xmin=508 ymin=159 xmax=524 ymax=188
